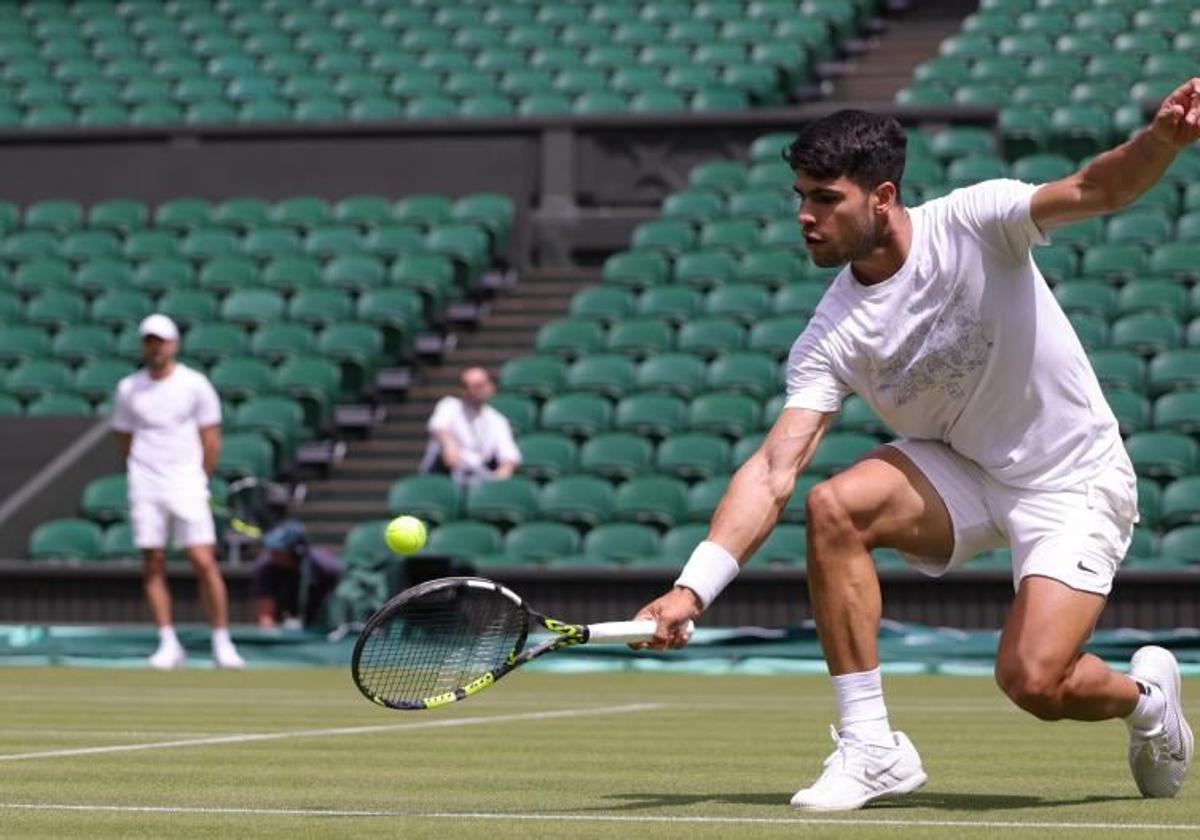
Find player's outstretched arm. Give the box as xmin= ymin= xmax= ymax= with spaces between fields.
xmin=633 ymin=407 xmax=834 ymax=649
xmin=1031 ymin=77 xmax=1200 ymax=232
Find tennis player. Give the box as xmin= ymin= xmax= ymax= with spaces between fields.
xmin=112 ymin=313 xmax=244 ymax=670
xmin=636 ymin=79 xmax=1200 ymax=810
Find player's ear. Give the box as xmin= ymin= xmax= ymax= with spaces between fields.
xmin=872 ymin=181 xmax=898 ymax=214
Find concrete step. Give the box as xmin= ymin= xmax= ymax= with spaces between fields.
xmin=303 ymin=499 xmax=391 ymax=520
xmin=336 ymin=458 xmax=422 ymax=476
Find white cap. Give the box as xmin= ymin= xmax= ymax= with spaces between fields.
xmin=138 ymin=313 xmax=179 ymax=341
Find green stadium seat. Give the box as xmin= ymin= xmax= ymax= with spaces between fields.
xmin=1107 ymin=213 xmax=1173 ymax=247
xmin=89 ymin=198 xmax=147 ymax=233
xmin=355 ymin=289 xmax=421 ymax=359
xmin=490 ymin=394 xmax=539 ymax=437
xmin=539 ymin=475 xmax=615 ymax=527
xmin=28 ymin=518 xmax=103 ymax=561
xmin=1161 ymin=478 xmax=1200 ymax=530
xmin=271 ymin=196 xmax=331 ymax=231
xmin=1150 ymin=243 xmax=1200 ymax=282
xmin=615 ymin=393 xmax=688 ymax=438
xmin=689 ymin=392 xmax=763 ymax=439
xmin=158 ymin=290 xmax=220 ymax=331
xmin=0 ymin=325 xmax=52 ymax=365
xmin=566 ymin=354 xmax=637 ymax=399
xmin=343 ymin=519 xmax=393 ymax=564
xmin=681 ymin=314 xmax=744 ymax=355
xmin=837 ymin=396 xmax=889 ymax=436
xmin=74 ymin=357 xmax=134 ymax=403
xmin=80 ymin=473 xmax=129 ymax=524
xmin=606 ymin=318 xmax=674 ymax=360
xmin=422 ymin=521 xmax=503 ymax=560
xmin=737 ymin=249 xmax=806 ymax=289
xmin=7 ymin=357 xmax=73 ymax=400
xmin=465 ymin=477 xmax=540 ymax=527
xmin=638 ymin=286 xmax=704 ymax=325
xmin=1067 ymin=314 xmax=1109 ymax=351
xmin=684 ymin=475 xmax=728 ymax=523
xmin=503 ymin=520 xmax=581 ymax=563
xmin=656 ymin=432 xmax=731 ymax=480
xmin=748 ymin=317 xmax=806 ymax=360
xmin=1110 ymin=314 xmax=1182 ymax=356
xmin=276 ymin=355 xmax=340 ymax=430
xmin=499 ymin=355 xmax=568 ymax=401
xmin=90 ymin=289 xmax=153 ymax=330
xmin=700 ymin=217 xmax=762 ymax=254
xmin=1137 ymin=477 xmax=1162 ymax=530
xmin=704 ymin=284 xmax=771 ymax=325
xmin=25 ymin=289 xmax=90 ymax=332
xmin=631 ymin=219 xmax=697 ymax=255
xmin=12 ymin=259 xmax=72 ymax=297
xmin=180 ymin=228 xmax=241 ymax=262
xmin=317 ymin=322 xmax=383 ymax=400
xmin=1055 ymin=282 xmax=1118 ymax=319
xmin=930 ymin=126 xmax=994 ymax=161
xmin=602 ymin=250 xmax=671 ymax=290
xmin=51 ymin=324 xmax=112 ymax=365
xmin=1116 ymin=281 xmax=1188 ymax=319
xmin=615 ymin=475 xmax=688 ymax=528
xmin=661 ymin=523 xmax=710 ymax=559
xmin=583 ymin=523 xmax=660 ymax=563
xmin=1160 ymin=526 xmax=1200 ymax=565
xmin=220 ymin=289 xmax=285 ymax=330
xmin=752 ymin=524 xmax=808 ymax=566
xmin=1049 ymin=105 xmax=1112 ymax=159
xmin=74 ymin=259 xmax=134 ymax=298
xmin=635 ymin=353 xmax=707 ymax=400
xmin=1153 ymin=392 xmax=1200 ymax=435
xmin=947 ymin=155 xmax=1008 ymax=188
xmin=535 ymin=318 xmax=606 ymax=361
xmin=217 ymin=429 xmax=277 ymax=480
xmin=516 ymin=433 xmax=578 ymax=482
xmin=689 ymin=160 xmax=747 ymax=195
xmin=386 ymin=474 xmax=460 ymax=524
xmin=26 ymin=392 xmax=93 ymax=417
xmin=25 ymin=199 xmax=83 ymax=233
xmin=540 ymin=392 xmax=612 ymax=438
xmin=706 ymin=352 xmax=779 ymax=399
xmin=1106 ymin=389 xmax=1151 ymax=435
xmin=662 ymin=190 xmax=725 ymax=225
xmin=1011 ymin=153 xmax=1075 ymax=183
xmin=213 ymin=197 xmax=271 ymax=231
xmin=579 ymin=433 xmax=655 ymax=480
xmin=749 ymin=132 xmax=795 ymax=164
xmin=209 ymin=356 xmax=274 ymax=403
xmin=569 ymin=287 xmax=636 ymax=324
xmin=673 ymin=250 xmax=738 ymax=291
xmin=290 ymin=288 xmax=354 ymax=329
xmin=132 ymin=258 xmax=196 ymax=296
xmin=1125 ymin=431 xmax=1198 ymax=480
xmin=233 ymin=396 xmax=306 ymax=463
xmin=0 ymin=394 xmax=21 ymax=415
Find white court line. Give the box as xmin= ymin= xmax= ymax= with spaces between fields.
xmin=0 ymin=702 xmax=661 ymax=762
xmin=0 ymin=804 xmax=1196 ymax=832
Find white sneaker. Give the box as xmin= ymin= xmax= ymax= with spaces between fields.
xmin=1128 ymin=645 xmax=1194 ymax=798
xmin=213 ymin=642 xmax=246 ymax=670
xmin=148 ymin=641 xmax=186 ymax=671
xmin=790 ymin=726 xmax=927 ymax=812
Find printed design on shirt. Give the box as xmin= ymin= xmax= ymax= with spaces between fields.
xmin=873 ymin=284 xmax=992 ymax=406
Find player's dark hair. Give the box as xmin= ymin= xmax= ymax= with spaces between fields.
xmin=783 ymin=110 xmax=906 ymax=202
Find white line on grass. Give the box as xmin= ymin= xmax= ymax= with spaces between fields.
xmin=0 ymin=702 xmax=661 ymax=762
xmin=0 ymin=804 xmax=1195 ymax=833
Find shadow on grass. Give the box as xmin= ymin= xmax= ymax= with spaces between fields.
xmin=594 ymin=791 xmax=1143 ymax=813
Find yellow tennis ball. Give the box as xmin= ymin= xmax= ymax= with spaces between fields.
xmin=385 ymin=515 xmax=427 ymax=555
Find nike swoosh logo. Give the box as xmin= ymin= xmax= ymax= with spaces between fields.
xmin=1076 ymin=561 xmax=1097 ymax=575
xmin=863 ymin=756 xmax=902 ymax=784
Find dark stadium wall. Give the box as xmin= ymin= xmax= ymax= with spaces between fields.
xmin=0 ymin=418 xmax=120 ymax=558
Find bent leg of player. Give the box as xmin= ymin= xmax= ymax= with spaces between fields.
xmin=993 ymin=464 xmax=1192 ymax=797
xmin=132 ymin=498 xmax=186 ymax=670
xmin=177 ymin=502 xmax=244 ymax=670
xmin=793 ymin=442 xmax=983 ymax=812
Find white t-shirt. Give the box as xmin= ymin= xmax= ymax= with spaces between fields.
xmin=785 ymin=179 xmax=1126 ymax=491
xmin=111 ymin=364 xmax=221 ymax=503
xmin=427 ymin=396 xmax=522 ymax=472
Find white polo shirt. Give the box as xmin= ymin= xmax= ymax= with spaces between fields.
xmin=785 ymin=179 xmax=1126 ymax=491
xmin=111 ymin=364 xmax=221 ymax=504
xmin=427 ymin=396 xmax=521 ymax=472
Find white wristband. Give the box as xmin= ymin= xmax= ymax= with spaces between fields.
xmin=675 ymin=541 xmax=741 ymax=610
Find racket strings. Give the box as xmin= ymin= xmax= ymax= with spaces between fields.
xmin=356 ymin=586 xmax=525 ymax=704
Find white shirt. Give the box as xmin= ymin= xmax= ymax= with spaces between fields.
xmin=785 ymin=179 xmax=1126 ymax=491
xmin=428 ymin=396 xmax=522 ymax=473
xmin=111 ymin=364 xmax=221 ymax=503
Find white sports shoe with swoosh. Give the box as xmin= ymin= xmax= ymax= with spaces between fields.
xmin=1128 ymin=645 xmax=1193 ymax=798
xmin=791 ymin=726 xmax=927 ymax=812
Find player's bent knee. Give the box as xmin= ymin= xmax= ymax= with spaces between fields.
xmin=806 ymin=481 xmax=864 ymax=550
xmin=995 ymin=658 xmax=1068 ymax=721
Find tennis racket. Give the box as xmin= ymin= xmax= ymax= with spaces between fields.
xmin=351 ymin=576 xmax=691 ymax=710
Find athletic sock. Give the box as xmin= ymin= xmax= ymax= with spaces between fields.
xmin=832 ymin=666 xmax=893 ymax=745
xmin=1125 ymin=678 xmax=1166 ymax=733
xmin=211 ymin=627 xmax=233 ymax=649
xmin=158 ymin=625 xmax=179 ymax=647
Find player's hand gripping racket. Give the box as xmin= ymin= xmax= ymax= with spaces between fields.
xmin=351 ymin=576 xmax=693 ymax=710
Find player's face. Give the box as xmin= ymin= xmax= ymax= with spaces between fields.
xmin=793 ymin=172 xmax=883 ymax=268
xmin=140 ymin=335 xmax=176 ymax=370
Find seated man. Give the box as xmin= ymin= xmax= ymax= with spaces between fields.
xmin=252 ymin=520 xmax=343 ymax=630
xmin=421 ymin=366 xmax=521 ymax=488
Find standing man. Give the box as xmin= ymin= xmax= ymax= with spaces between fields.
xmin=635 ymin=81 xmax=1199 ymax=808
xmin=112 ymin=313 xmax=245 ymax=670
xmin=422 ymin=366 xmax=521 ymax=488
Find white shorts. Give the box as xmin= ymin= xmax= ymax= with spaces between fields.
xmin=130 ymin=496 xmax=216 ymax=551
xmin=886 ymin=439 xmax=1138 ymax=596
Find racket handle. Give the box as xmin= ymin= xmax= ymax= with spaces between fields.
xmin=584 ymin=619 xmax=695 ymax=645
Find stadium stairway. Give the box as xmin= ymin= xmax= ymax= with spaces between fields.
xmin=830 ymin=0 xmax=978 ymax=102
xmin=301 ymin=267 xmax=596 ymax=551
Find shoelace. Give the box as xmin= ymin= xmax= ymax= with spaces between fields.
xmin=823 ymin=725 xmax=881 ymax=773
